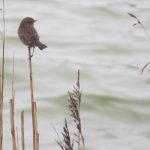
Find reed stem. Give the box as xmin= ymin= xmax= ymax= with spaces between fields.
xmin=28 ymin=48 xmax=34 ymax=103
xmin=34 ymin=102 xmax=39 ymax=150
xmin=0 ymin=0 xmax=6 ymax=149
xmin=9 ymin=99 xmax=17 ymax=150
xmin=21 ymin=111 xmax=25 ymax=150
xmin=28 ymin=47 xmax=36 ymax=150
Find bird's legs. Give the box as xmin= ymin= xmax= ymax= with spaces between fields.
xmin=28 ymin=46 xmax=35 ymax=59
xmin=30 ymin=47 xmax=35 ymax=58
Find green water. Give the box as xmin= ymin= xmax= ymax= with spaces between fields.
xmin=2 ymin=0 xmax=150 ymax=149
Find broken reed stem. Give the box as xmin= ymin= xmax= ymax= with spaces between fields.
xmin=9 ymin=99 xmax=17 ymax=150
xmin=28 ymin=47 xmax=36 ymax=150
xmin=21 ymin=111 xmax=25 ymax=150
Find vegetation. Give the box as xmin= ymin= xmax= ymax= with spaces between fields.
xmin=57 ymin=70 xmax=85 ymax=150
xmin=0 ymin=1 xmax=85 ymax=150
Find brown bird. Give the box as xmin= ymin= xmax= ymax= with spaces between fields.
xmin=18 ymin=17 xmax=47 ymax=53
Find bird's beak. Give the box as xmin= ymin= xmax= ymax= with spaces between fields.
xmin=34 ymin=20 xmax=37 ymax=22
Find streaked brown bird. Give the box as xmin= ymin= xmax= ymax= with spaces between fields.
xmin=18 ymin=17 xmax=47 ymax=52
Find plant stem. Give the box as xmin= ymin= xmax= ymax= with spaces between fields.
xmin=0 ymin=0 xmax=5 ymax=149
xmin=28 ymin=47 xmax=36 ymax=150
xmin=9 ymin=99 xmax=17 ymax=150
xmin=21 ymin=111 xmax=25 ymax=150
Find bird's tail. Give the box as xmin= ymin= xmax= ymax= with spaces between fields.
xmin=37 ymin=41 xmax=47 ymax=50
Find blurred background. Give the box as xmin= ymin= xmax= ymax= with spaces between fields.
xmin=1 ymin=0 xmax=150 ymax=149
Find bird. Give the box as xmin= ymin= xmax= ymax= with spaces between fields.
xmin=18 ymin=17 xmax=47 ymax=55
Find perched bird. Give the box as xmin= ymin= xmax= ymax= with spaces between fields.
xmin=18 ymin=17 xmax=47 ymax=52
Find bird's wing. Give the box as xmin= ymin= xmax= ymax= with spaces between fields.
xmin=26 ymin=26 xmax=39 ymax=46
xmin=18 ymin=25 xmax=39 ymax=47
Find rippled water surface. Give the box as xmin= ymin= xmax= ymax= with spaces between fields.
xmin=1 ymin=0 xmax=150 ymax=150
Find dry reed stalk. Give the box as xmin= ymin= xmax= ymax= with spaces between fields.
xmin=128 ymin=13 xmax=150 ymax=77
xmin=16 ymin=127 xmax=19 ymax=150
xmin=28 ymin=47 xmax=36 ymax=150
xmin=9 ymin=99 xmax=17 ymax=150
xmin=31 ymin=101 xmax=36 ymax=150
xmin=21 ymin=111 xmax=25 ymax=150
xmin=57 ymin=119 xmax=73 ymax=150
xmin=1 ymin=0 xmax=5 ymax=100
xmin=0 ymin=1 xmax=6 ymax=149
xmin=28 ymin=48 xmax=34 ymax=102
xmin=0 ymin=74 xmax=2 ymax=150
xmin=68 ymin=70 xmax=85 ymax=150
xmin=128 ymin=13 xmax=150 ymax=40
xmin=12 ymin=53 xmax=15 ymax=98
xmin=57 ymin=70 xmax=85 ymax=150
xmin=34 ymin=102 xmax=39 ymax=150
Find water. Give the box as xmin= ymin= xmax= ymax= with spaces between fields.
xmin=1 ymin=0 xmax=150 ymax=149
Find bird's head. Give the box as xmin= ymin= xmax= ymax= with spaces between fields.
xmin=20 ymin=17 xmax=37 ymax=26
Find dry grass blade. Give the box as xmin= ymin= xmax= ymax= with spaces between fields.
xmin=128 ymin=13 xmax=150 ymax=80
xmin=128 ymin=12 xmax=150 ymax=40
xmin=141 ymin=61 xmax=150 ymax=74
xmin=128 ymin=12 xmax=143 ymax=26
xmin=128 ymin=13 xmax=137 ymax=19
